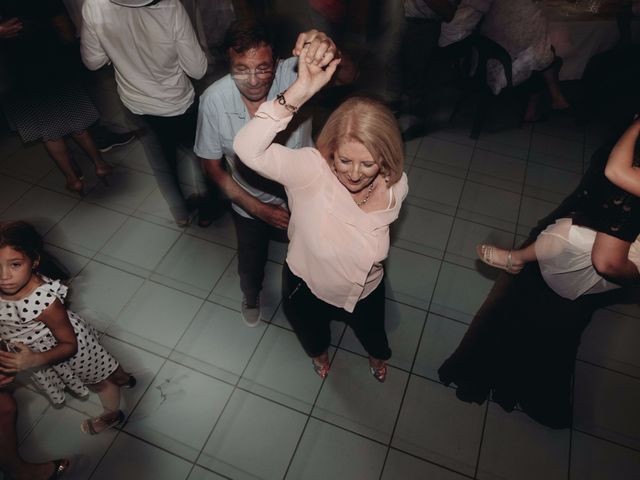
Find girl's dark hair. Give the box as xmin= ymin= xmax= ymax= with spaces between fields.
xmin=223 ymin=19 xmax=275 ymax=59
xmin=0 ymin=221 xmax=69 ymax=280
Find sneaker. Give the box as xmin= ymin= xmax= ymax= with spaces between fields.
xmin=241 ymin=295 xmax=261 ymax=327
xmin=95 ymin=129 xmax=136 ymax=153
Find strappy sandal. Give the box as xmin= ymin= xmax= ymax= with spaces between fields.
xmin=369 ymin=363 xmax=387 ymax=383
xmin=476 ymin=244 xmax=523 ymax=274
xmin=312 ymin=359 xmax=330 ymax=379
xmin=80 ymin=410 xmax=125 ymax=435
xmin=48 ymin=459 xmax=70 ymax=479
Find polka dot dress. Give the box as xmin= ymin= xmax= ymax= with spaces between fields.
xmin=0 ymin=277 xmax=118 ymax=405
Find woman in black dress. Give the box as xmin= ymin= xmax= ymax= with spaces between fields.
xmin=0 ymin=0 xmax=112 ymax=195
xmin=439 ymin=117 xmax=640 ymax=428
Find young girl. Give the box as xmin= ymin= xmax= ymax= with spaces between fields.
xmin=477 ymin=117 xmax=640 ymax=299
xmin=0 ymin=221 xmax=134 ymax=435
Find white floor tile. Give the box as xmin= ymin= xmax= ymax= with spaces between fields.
xmin=185 ymin=212 xmax=237 ymax=250
xmin=578 ymin=308 xmax=640 ymax=378
xmin=385 ymin=246 xmax=440 ymax=310
xmin=187 ymin=466 xmax=228 ymax=480
xmin=13 ymin=387 xmax=51 ymax=442
xmin=406 ymin=166 xmax=465 ymax=216
xmin=476 ymin=403 xmax=569 ymax=480
xmin=570 ymin=431 xmax=640 ymax=480
xmin=467 ymin=148 xmax=526 ymax=193
xmin=457 ymin=181 xmax=520 ymax=232
xmin=431 ymin=262 xmax=494 ymax=324
xmin=69 ymin=261 xmax=145 ymax=332
xmin=573 ymin=362 xmax=640 ymax=450
xmin=523 ymin=162 xmax=581 ymax=204
xmin=171 ymin=301 xmax=265 ymax=384
xmin=107 ymin=281 xmax=203 ymax=356
xmin=0 ymin=174 xmax=30 ymax=210
xmin=392 ymin=204 xmax=454 ymax=258
xmin=199 ymin=389 xmax=307 ymax=480
xmin=285 ymin=418 xmax=387 ymax=480
xmin=517 ymin=195 xmax=558 ymax=237
xmin=85 ymin=167 xmax=157 ymax=215
xmin=313 ymin=349 xmax=409 ymax=443
xmin=0 ymin=142 xmax=54 ymax=182
xmin=45 ymin=202 xmax=127 ymax=257
xmin=382 ymin=449 xmax=470 ymax=480
xmin=533 ymin=115 xmax=585 ymax=143
xmin=151 ymin=235 xmax=235 ymax=298
xmin=1 ymin=186 xmax=78 ymax=235
xmin=19 ymin=405 xmax=116 ymax=480
xmin=41 ymin=244 xmax=90 ymax=280
xmin=124 ymin=361 xmax=233 ymax=461
xmin=239 ymin=324 xmax=324 ymax=413
xmin=414 ymin=137 xmax=474 ymax=174
xmin=413 ymin=314 xmax=468 ymax=381
xmin=392 ymin=375 xmax=485 ymax=477
xmin=97 ymin=217 xmax=180 ymax=276
xmin=91 ymin=432 xmax=192 ymax=480
xmin=340 ymin=299 xmax=427 ymax=372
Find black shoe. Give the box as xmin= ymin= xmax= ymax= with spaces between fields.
xmin=95 ymin=129 xmax=136 ymax=153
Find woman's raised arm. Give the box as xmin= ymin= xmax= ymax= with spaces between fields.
xmin=604 ymin=117 xmax=640 ymax=196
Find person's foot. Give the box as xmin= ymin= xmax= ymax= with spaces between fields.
xmin=241 ymin=295 xmax=261 ymax=327
xmin=369 ymin=357 xmax=387 ymax=383
xmin=95 ymin=130 xmax=136 ymax=153
xmin=476 ymin=244 xmax=524 ymax=274
xmin=80 ymin=410 xmax=125 ymax=435
xmin=312 ymin=354 xmax=330 ymax=379
xmin=14 ymin=459 xmax=70 ymax=480
xmin=65 ymin=177 xmax=84 ymax=196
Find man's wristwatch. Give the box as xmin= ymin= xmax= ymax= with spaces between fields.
xmin=276 ymin=91 xmax=299 ymax=114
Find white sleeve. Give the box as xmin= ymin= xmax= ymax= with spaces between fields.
xmin=174 ymin=0 xmax=207 ymax=80
xmin=80 ymin=1 xmax=110 ymax=71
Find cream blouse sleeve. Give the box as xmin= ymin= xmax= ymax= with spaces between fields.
xmin=233 ymin=100 xmax=323 ymax=189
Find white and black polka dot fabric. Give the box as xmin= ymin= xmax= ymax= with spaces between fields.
xmin=0 ymin=276 xmax=118 ymax=405
xmin=3 ymin=79 xmax=99 ymax=143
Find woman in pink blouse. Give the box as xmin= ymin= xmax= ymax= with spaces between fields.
xmin=234 ymin=40 xmax=408 ymax=382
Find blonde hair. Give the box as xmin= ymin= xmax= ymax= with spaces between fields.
xmin=316 ymin=96 xmax=404 ymax=184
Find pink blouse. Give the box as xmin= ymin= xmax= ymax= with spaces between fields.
xmin=234 ymin=101 xmax=408 ymax=312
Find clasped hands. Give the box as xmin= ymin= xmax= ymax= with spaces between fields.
xmin=0 ymin=342 xmax=38 ymax=374
xmin=291 ymin=30 xmax=342 ymax=94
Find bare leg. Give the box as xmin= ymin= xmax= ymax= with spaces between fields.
xmin=542 ymin=67 xmax=570 ymax=110
xmin=592 ymin=232 xmax=639 ymax=285
xmin=0 ymin=392 xmax=63 ymax=480
xmin=81 ymin=378 xmax=122 ymax=434
xmin=70 ymin=130 xmax=113 ymax=177
xmin=42 ymin=138 xmax=83 ymax=191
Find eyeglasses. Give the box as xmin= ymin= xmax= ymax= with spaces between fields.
xmin=230 ymin=69 xmax=274 ymax=81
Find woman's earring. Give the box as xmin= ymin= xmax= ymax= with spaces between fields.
xmin=384 ymin=176 xmax=390 ymax=183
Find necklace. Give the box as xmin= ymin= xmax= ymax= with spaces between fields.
xmin=355 ymin=182 xmax=376 ymax=207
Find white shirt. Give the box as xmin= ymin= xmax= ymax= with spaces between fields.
xmin=81 ymin=0 xmax=207 ymax=116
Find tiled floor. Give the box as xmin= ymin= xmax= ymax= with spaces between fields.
xmin=2 ymin=99 xmax=640 ymax=480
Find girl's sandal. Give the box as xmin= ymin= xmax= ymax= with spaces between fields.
xmin=476 ymin=244 xmax=523 ymax=274
xmin=80 ymin=410 xmax=125 ymax=435
xmin=48 ymin=459 xmax=70 ymax=479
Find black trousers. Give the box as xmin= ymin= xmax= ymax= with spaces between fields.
xmin=282 ymin=262 xmax=391 ymax=360
xmin=232 ymin=210 xmax=287 ymax=301
xmin=136 ymin=105 xmax=197 ymax=219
